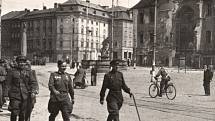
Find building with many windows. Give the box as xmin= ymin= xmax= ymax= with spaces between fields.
xmin=2 ymin=0 xmax=109 ymax=62
xmin=107 ymin=6 xmax=134 ymax=61
xmin=132 ymin=0 xmax=215 ymax=68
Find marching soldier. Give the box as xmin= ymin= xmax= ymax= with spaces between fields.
xmin=100 ymin=60 xmax=132 ymax=121
xmin=5 ymin=55 xmax=39 ymax=121
xmin=0 ymin=59 xmax=7 ymax=112
xmin=48 ymin=60 xmax=74 ymax=121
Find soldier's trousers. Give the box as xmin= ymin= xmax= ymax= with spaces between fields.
xmin=8 ymin=98 xmax=28 ymax=121
xmin=107 ymin=101 xmax=122 ymax=121
xmin=48 ymin=100 xmax=71 ymax=121
xmin=203 ymin=82 xmax=210 ymax=95
xmin=0 ymin=83 xmax=3 ymax=107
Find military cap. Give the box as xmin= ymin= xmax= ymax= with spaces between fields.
xmin=57 ymin=60 xmax=66 ymax=66
xmin=16 ymin=55 xmax=27 ymax=62
xmin=110 ymin=60 xmax=119 ymax=66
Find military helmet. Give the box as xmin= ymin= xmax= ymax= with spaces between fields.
xmin=16 ymin=55 xmax=27 ymax=62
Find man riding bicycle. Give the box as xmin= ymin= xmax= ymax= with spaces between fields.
xmin=154 ymin=67 xmax=170 ymax=97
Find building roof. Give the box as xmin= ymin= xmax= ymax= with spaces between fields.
xmin=107 ymin=6 xmax=128 ymax=12
xmin=27 ymin=8 xmax=57 ymax=16
xmin=2 ymin=11 xmax=27 ymax=20
xmin=62 ymin=0 xmax=106 ymax=11
xmin=131 ymin=0 xmax=154 ymax=9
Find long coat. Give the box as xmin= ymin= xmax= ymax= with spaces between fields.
xmin=100 ymin=71 xmax=130 ymax=103
xmin=73 ymin=68 xmax=86 ymax=83
xmin=203 ymin=69 xmax=213 ymax=84
xmin=6 ymin=68 xmax=38 ymax=100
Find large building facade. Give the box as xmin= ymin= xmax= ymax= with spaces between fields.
xmin=107 ymin=6 xmax=134 ymax=61
xmin=2 ymin=0 xmax=109 ymax=62
xmin=132 ymin=0 xmax=215 ymax=68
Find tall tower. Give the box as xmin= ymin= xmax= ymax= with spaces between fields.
xmin=21 ymin=23 xmax=27 ymax=56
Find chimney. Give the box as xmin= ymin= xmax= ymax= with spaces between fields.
xmin=54 ymin=3 xmax=58 ymax=8
xmin=43 ymin=6 xmax=47 ymax=10
xmin=33 ymin=9 xmax=39 ymax=11
xmin=24 ymin=8 xmax=30 ymax=12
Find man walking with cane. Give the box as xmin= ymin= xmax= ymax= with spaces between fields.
xmin=100 ymin=60 xmax=133 ymax=121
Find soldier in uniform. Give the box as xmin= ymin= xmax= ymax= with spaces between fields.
xmin=48 ymin=60 xmax=74 ymax=121
xmin=154 ymin=66 xmax=170 ymax=97
xmin=5 ymin=55 xmax=39 ymax=121
xmin=203 ymin=65 xmax=213 ymax=96
xmin=0 ymin=59 xmax=7 ymax=112
xmin=100 ymin=60 xmax=132 ymax=121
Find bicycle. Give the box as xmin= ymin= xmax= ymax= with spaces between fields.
xmin=149 ymin=77 xmax=176 ymax=100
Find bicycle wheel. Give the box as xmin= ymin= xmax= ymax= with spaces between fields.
xmin=149 ymin=83 xmax=159 ymax=98
xmin=166 ymin=84 xmax=176 ymax=100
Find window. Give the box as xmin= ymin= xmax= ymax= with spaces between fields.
xmin=114 ymin=42 xmax=117 ymax=47
xmin=60 ymin=41 xmax=63 ymax=48
xmin=102 ymin=13 xmax=105 ymax=16
xmin=149 ymin=8 xmax=154 ymax=23
xmin=49 ymin=41 xmax=52 ymax=49
xmin=124 ymin=52 xmax=127 ymax=59
xmin=140 ymin=33 xmax=144 ymax=44
xmin=150 ymin=33 xmax=154 ymax=43
xmin=70 ymin=7 xmax=73 ymax=10
xmin=96 ymin=43 xmax=99 ymax=49
xmin=81 ymin=41 xmax=84 ymax=47
xmin=91 ymin=27 xmax=94 ymax=36
xmin=60 ymin=27 xmax=63 ymax=34
xmin=86 ymin=41 xmax=89 ymax=48
xmin=91 ymin=20 xmax=93 ymax=24
xmin=206 ymin=3 xmax=212 ymax=16
xmin=91 ymin=42 xmax=94 ymax=48
xmin=96 ymin=22 xmax=98 ymax=25
xmin=139 ymin=13 xmax=144 ymax=24
xmin=96 ymin=28 xmax=98 ymax=37
xmin=206 ymin=31 xmax=211 ymax=43
xmin=93 ymin=10 xmax=96 ymax=14
xmin=81 ymin=19 xmax=84 ymax=22
xmin=104 ymin=23 xmax=106 ymax=27
xmin=61 ymin=18 xmax=63 ymax=22
xmin=81 ymin=25 xmax=84 ymax=34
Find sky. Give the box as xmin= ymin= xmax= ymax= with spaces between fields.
xmin=1 ymin=0 xmax=141 ymax=15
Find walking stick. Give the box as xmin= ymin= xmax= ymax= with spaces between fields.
xmin=132 ymin=94 xmax=141 ymax=121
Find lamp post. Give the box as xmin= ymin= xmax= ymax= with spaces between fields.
xmin=84 ymin=0 xmax=90 ymax=60
xmin=110 ymin=0 xmax=114 ymax=60
xmin=151 ymin=0 xmax=158 ymax=81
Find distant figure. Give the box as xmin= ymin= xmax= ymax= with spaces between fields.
xmin=127 ymin=58 xmax=130 ymax=66
xmin=203 ymin=65 xmax=213 ymax=96
xmin=100 ymin=60 xmax=133 ymax=121
xmin=91 ymin=65 xmax=97 ymax=86
xmin=73 ymin=65 xmax=86 ymax=89
xmin=48 ymin=60 xmax=74 ymax=121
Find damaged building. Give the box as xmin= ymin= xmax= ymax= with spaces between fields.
xmin=132 ymin=0 xmax=215 ymax=68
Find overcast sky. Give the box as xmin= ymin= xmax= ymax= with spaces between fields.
xmin=2 ymin=0 xmax=140 ymax=15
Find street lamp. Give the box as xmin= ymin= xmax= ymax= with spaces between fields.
xmin=110 ymin=0 xmax=114 ymax=60
xmin=151 ymin=0 xmax=158 ymax=81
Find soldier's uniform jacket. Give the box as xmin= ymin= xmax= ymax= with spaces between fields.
xmin=0 ymin=66 xmax=7 ymax=82
xmin=6 ymin=68 xmax=38 ymax=100
xmin=48 ymin=71 xmax=74 ymax=102
xmin=100 ymin=71 xmax=130 ymax=103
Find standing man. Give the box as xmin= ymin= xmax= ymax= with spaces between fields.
xmin=5 ymin=55 xmax=39 ymax=121
xmin=0 ymin=59 xmax=7 ymax=112
xmin=48 ymin=60 xmax=74 ymax=121
xmin=203 ymin=65 xmax=213 ymax=96
xmin=91 ymin=65 xmax=97 ymax=86
xmin=100 ymin=60 xmax=132 ymax=121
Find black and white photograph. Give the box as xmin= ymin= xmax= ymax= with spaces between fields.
xmin=0 ymin=0 xmax=215 ymax=121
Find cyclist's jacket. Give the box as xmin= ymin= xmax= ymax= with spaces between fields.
xmin=155 ymin=67 xmax=170 ymax=81
xmin=100 ymin=71 xmax=130 ymax=103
